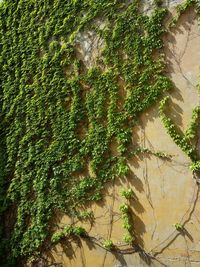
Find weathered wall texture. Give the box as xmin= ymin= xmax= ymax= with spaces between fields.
xmin=37 ymin=3 xmax=200 ymax=267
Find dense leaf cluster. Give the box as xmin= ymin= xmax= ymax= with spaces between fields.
xmin=0 ymin=0 xmax=198 ymax=265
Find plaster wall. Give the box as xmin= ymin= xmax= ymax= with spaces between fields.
xmin=34 ymin=3 xmax=200 ymax=267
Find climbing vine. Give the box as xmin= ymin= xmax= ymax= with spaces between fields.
xmin=159 ymin=0 xmax=200 ymax=176
xmin=159 ymin=96 xmax=197 ymax=160
xmin=0 ymin=0 xmax=199 ymax=266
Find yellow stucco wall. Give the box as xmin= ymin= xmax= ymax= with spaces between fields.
xmin=30 ymin=7 xmax=200 ymax=267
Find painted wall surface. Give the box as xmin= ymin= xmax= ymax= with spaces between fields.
xmin=31 ymin=3 xmax=200 ymax=267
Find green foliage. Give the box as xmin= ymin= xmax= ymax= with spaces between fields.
xmin=116 ymin=158 xmax=130 ymax=176
xmin=122 ymin=214 xmax=132 ymax=231
xmin=159 ymin=97 xmax=196 ymax=160
xmin=185 ymin=106 xmax=200 ymax=139
xmin=0 ymin=0 xmax=197 ymax=264
xmin=77 ymin=210 xmax=94 ymax=220
xmin=103 ymin=239 xmax=114 ymax=250
xmin=159 ymin=95 xmax=200 ymax=178
xmin=51 ymin=225 xmax=86 ymax=243
xmin=173 ymin=223 xmax=183 ymax=231
xmin=123 ymin=233 xmax=134 ymax=245
xmin=51 ymin=231 xmax=65 ymax=243
xmin=119 ymin=203 xmax=129 ymax=214
xmin=119 ymin=202 xmax=133 ymax=242
xmin=190 ymin=160 xmax=200 ymax=172
xmin=72 ymin=226 xmax=86 ymax=237
xmin=169 ymin=0 xmax=199 ymax=27
xmin=121 ymin=188 xmax=134 ymax=199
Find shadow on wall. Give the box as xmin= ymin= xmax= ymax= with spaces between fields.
xmin=35 ymin=6 xmax=200 ymax=267
xmin=163 ymin=7 xmax=199 ymax=127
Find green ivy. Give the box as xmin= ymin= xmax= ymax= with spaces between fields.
xmin=159 ymin=94 xmax=200 ymax=175
xmin=51 ymin=225 xmax=86 ymax=244
xmin=0 ymin=0 xmax=198 ymax=265
xmin=159 ymin=97 xmax=197 ymax=160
